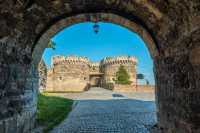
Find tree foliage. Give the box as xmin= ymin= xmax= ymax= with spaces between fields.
xmin=115 ymin=65 xmax=132 ymax=85
xmin=47 ymin=40 xmax=56 ymax=50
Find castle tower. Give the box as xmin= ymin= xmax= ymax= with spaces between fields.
xmin=46 ymin=55 xmax=90 ymax=92
xmin=101 ymin=56 xmax=137 ymax=85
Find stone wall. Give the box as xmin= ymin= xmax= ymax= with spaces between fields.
xmin=136 ymin=85 xmax=155 ymax=92
xmin=113 ymin=84 xmax=136 ymax=92
xmin=0 ymin=64 xmax=38 ymax=133
xmin=103 ymin=83 xmax=155 ymax=93
xmin=155 ymin=50 xmax=200 ymax=133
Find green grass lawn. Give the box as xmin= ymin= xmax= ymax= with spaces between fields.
xmin=37 ymin=93 xmax=73 ymax=132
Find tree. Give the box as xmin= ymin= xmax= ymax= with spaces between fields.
xmin=115 ymin=65 xmax=132 ymax=85
xmin=47 ymin=40 xmax=56 ymax=50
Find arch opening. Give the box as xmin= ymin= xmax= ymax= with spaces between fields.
xmin=32 ymin=13 xmax=159 ymax=67
xmin=41 ymin=21 xmax=156 ymax=92
xmin=0 ymin=1 xmax=199 ymax=132
xmin=36 ymin=14 xmax=156 ymax=132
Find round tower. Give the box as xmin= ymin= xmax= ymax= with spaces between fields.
xmin=101 ymin=56 xmax=137 ymax=85
xmin=46 ymin=55 xmax=90 ymax=92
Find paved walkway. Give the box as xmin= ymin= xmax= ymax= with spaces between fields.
xmin=50 ymin=87 xmax=157 ymax=133
xmin=49 ymin=87 xmax=155 ymax=101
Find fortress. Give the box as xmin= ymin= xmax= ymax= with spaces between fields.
xmin=40 ymin=55 xmax=141 ymax=92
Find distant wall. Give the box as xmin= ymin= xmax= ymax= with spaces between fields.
xmin=103 ymin=83 xmax=155 ymax=92
xmin=136 ymin=85 xmax=155 ymax=92
xmin=45 ymin=80 xmax=90 ymax=92
xmin=114 ymin=84 xmax=136 ymax=92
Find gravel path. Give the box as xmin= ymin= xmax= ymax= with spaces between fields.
xmin=50 ymin=87 xmax=157 ymax=133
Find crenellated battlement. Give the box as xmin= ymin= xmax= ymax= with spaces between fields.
xmin=101 ymin=56 xmax=137 ymax=66
xmin=52 ymin=55 xmax=90 ymax=65
xmin=46 ymin=55 xmax=138 ymax=93
xmin=52 ymin=55 xmax=137 ymax=67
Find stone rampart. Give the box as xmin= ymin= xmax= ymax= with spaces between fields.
xmin=53 ymin=55 xmax=90 ymax=66
xmin=136 ymin=85 xmax=155 ymax=92
xmin=101 ymin=56 xmax=137 ymax=66
xmin=102 ymin=83 xmax=155 ymax=93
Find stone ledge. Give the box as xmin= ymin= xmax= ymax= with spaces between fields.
xmin=114 ymin=85 xmax=155 ymax=92
xmin=102 ymin=83 xmax=155 ymax=93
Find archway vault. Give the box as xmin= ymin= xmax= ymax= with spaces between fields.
xmin=0 ymin=1 xmax=200 ymax=133
xmin=32 ymin=13 xmax=159 ymax=66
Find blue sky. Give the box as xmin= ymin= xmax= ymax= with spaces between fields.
xmin=42 ymin=22 xmax=155 ymax=85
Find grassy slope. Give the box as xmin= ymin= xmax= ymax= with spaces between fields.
xmin=37 ymin=93 xmax=73 ymax=132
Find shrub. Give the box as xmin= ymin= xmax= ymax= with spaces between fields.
xmin=115 ymin=65 xmax=132 ymax=85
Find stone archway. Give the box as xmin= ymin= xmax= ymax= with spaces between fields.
xmin=0 ymin=1 xmax=200 ymax=133
xmin=32 ymin=13 xmax=158 ymax=66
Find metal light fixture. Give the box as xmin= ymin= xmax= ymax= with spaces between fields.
xmin=93 ymin=22 xmax=99 ymax=34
